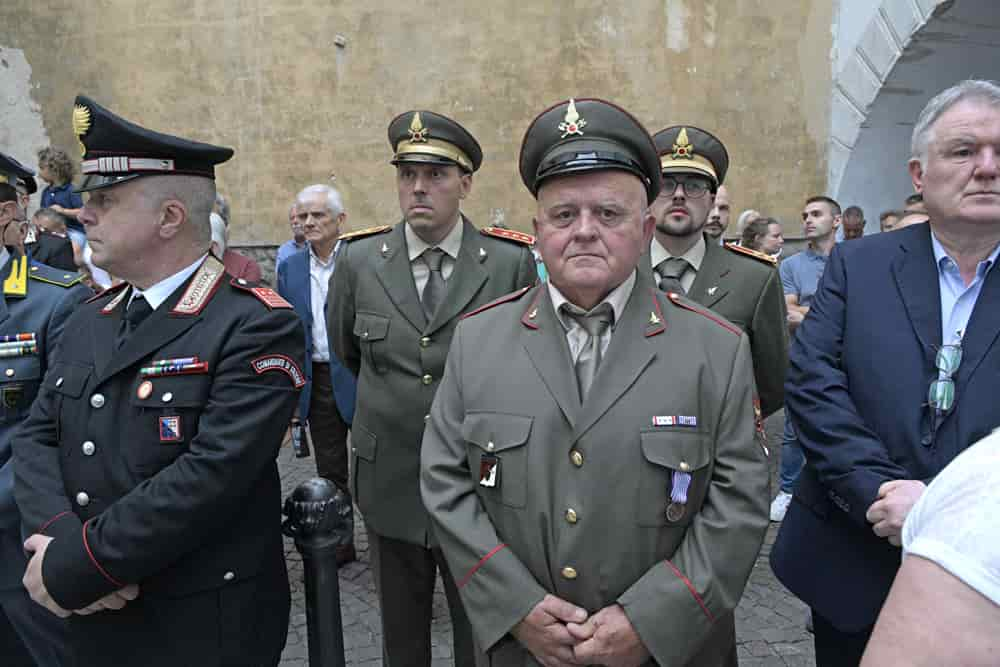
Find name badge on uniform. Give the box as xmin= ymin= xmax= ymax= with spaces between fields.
xmin=479 ymin=455 xmax=500 ymax=488
xmin=159 ymin=415 xmax=182 ymax=443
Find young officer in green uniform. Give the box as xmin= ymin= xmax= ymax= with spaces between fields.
xmin=421 ymin=98 xmax=770 ymax=667
xmin=645 ymin=125 xmax=787 ymax=419
xmin=328 ymin=109 xmax=537 ymax=667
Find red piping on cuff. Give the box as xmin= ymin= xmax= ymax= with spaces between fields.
xmin=458 ymin=544 xmax=507 ymax=589
xmin=37 ymin=510 xmax=72 ymax=535
xmin=665 ymin=560 xmax=715 ymax=622
xmin=82 ymin=519 xmax=125 ymax=588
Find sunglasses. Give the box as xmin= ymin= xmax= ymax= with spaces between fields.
xmin=928 ymin=343 xmax=961 ymax=415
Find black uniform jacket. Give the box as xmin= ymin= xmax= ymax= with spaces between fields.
xmin=12 ymin=255 xmax=304 ymax=665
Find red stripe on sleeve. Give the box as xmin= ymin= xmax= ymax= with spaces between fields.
xmin=458 ymin=544 xmax=507 ymax=589
xmin=665 ymin=560 xmax=715 ymax=622
xmin=37 ymin=511 xmax=72 ymax=535
xmin=82 ymin=520 xmax=125 ymax=588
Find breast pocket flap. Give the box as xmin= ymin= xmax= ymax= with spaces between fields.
xmin=461 ymin=412 xmax=533 ymax=453
xmin=639 ymin=430 xmax=711 ymax=472
xmin=353 ymin=313 xmax=390 ymax=342
xmin=45 ymin=362 xmax=91 ymax=398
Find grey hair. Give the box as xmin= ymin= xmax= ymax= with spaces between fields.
xmin=214 ymin=192 xmax=230 ymax=224
xmin=209 ymin=212 xmax=228 ymax=254
xmin=296 ymin=184 xmax=344 ymax=217
xmin=141 ymin=175 xmax=216 ymax=246
xmin=911 ymin=79 xmax=1000 ymax=164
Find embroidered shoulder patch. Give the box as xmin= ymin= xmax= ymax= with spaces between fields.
xmin=171 ymin=256 xmax=226 ymax=316
xmin=251 ymin=354 xmax=306 ymax=388
xmin=480 ymin=227 xmax=535 ymax=246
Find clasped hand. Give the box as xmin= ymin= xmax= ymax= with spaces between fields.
xmin=512 ymin=594 xmax=650 ymax=667
xmin=23 ymin=534 xmax=140 ymax=618
xmin=865 ymin=479 xmax=926 ymax=547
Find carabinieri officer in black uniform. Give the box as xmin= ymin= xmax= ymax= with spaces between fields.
xmin=0 ymin=153 xmax=89 ymax=667
xmin=13 ymin=96 xmax=305 ymax=667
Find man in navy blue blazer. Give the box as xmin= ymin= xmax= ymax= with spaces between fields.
xmin=277 ymin=184 xmax=357 ymax=563
xmin=771 ymin=79 xmax=1000 ymax=666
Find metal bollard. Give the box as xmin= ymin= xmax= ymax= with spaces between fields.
xmin=282 ymin=478 xmax=354 ymax=667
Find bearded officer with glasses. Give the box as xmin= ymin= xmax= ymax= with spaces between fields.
xmin=643 ymin=125 xmax=787 ymax=419
xmin=771 ymin=79 xmax=1000 ymax=667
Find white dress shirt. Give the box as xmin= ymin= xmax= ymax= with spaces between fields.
xmin=548 ymin=270 xmax=636 ymax=363
xmin=405 ymin=218 xmax=463 ymax=299
xmin=130 ymin=254 xmax=207 ymax=311
xmin=309 ymin=242 xmax=339 ymax=363
xmin=650 ymin=235 xmax=706 ymax=293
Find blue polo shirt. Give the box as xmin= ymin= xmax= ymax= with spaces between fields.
xmin=40 ymin=182 xmax=82 ymax=211
xmin=780 ymin=247 xmax=828 ymax=308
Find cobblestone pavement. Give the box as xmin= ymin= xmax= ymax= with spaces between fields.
xmin=278 ymin=411 xmax=815 ymax=667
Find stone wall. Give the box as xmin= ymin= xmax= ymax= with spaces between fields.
xmin=2 ymin=1 xmax=834 ymax=243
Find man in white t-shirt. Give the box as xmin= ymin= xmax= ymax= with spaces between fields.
xmin=861 ymin=432 xmax=1000 ymax=666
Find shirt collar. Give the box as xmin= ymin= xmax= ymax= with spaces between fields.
xmin=650 ymin=234 xmax=706 ymax=271
xmin=309 ymin=240 xmax=339 ymax=267
xmin=548 ymin=270 xmax=636 ymax=331
xmin=132 ymin=254 xmax=208 ymax=311
xmin=930 ymin=230 xmax=1000 ymax=278
xmin=406 ymin=217 xmax=464 ymax=262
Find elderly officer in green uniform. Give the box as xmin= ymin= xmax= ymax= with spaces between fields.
xmin=328 ymin=109 xmax=537 ymax=667
xmin=420 ymin=98 xmax=770 ymax=667
xmin=645 ymin=126 xmax=787 ymax=418
xmin=13 ymin=96 xmax=304 ymax=667
xmin=0 ymin=153 xmax=88 ymax=667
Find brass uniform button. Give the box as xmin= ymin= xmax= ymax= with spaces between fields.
xmin=420 ymin=336 xmax=431 ymax=348
xmin=487 ymin=441 xmax=495 ymax=452
xmin=679 ymin=461 xmax=691 ymax=473
xmin=422 ymin=374 xmax=433 ymax=385
xmin=565 ymin=508 xmax=578 ymax=524
xmin=570 ymin=450 xmax=584 ymax=467
xmin=561 ymin=566 xmax=578 ymax=580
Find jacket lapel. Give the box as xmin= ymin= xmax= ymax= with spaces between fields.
xmin=891 ymin=226 xmax=941 ymax=355
xmin=688 ymin=239 xmax=731 ymax=308
xmin=94 ymin=258 xmax=222 ymax=383
xmin=426 ymin=217 xmax=488 ymax=335
xmin=955 ymin=252 xmax=1000 ymax=390
xmin=374 ymin=223 xmax=427 ymax=332
xmin=519 ymin=286 xmax=579 ymax=428
xmin=572 ymin=272 xmax=658 ymax=441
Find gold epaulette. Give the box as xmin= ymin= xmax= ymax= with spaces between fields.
xmin=338 ymin=225 xmax=392 ymax=242
xmin=724 ymin=242 xmax=778 ymax=266
xmin=480 ymin=227 xmax=535 ymax=246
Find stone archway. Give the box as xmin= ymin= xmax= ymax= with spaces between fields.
xmin=831 ymin=0 xmax=1000 ymax=232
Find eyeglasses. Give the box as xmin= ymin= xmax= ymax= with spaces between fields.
xmin=657 ymin=175 xmax=712 ymax=199
xmin=928 ymin=343 xmax=962 ymax=414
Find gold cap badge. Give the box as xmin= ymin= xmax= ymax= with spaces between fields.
xmin=558 ymin=99 xmax=587 ymax=139
xmin=408 ymin=112 xmax=429 ymax=143
xmin=72 ymin=104 xmax=92 ymax=157
xmin=672 ymin=127 xmax=693 ymax=160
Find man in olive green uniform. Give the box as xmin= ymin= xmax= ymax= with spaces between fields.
xmin=328 ymin=110 xmax=537 ymax=667
xmin=421 ymin=99 xmax=769 ymax=667
xmin=645 ymin=125 xmax=787 ymax=418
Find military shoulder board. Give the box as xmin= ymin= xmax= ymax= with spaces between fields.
xmin=229 ymin=279 xmax=293 ymax=310
xmin=724 ymin=242 xmax=778 ymax=266
xmin=28 ymin=263 xmax=84 ymax=288
xmin=480 ymin=227 xmax=535 ymax=246
xmin=338 ymin=225 xmax=392 ymax=242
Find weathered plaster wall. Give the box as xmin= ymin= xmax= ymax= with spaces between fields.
xmin=1 ymin=1 xmax=834 ymax=243
xmin=0 ymin=46 xmax=49 ymax=211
